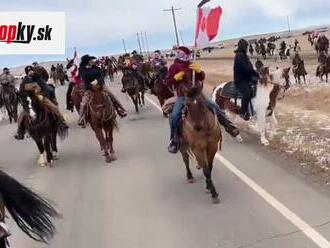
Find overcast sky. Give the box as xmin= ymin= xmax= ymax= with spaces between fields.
xmin=1 ymin=0 xmax=330 ymax=67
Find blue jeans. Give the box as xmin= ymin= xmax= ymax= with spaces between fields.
xmin=169 ymin=96 xmax=228 ymax=139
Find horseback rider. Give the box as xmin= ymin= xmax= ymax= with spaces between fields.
xmin=318 ymin=50 xmax=327 ymax=65
xmin=14 ymin=65 xmax=68 ymax=140
xmin=66 ymin=59 xmax=82 ymax=110
xmin=234 ymin=39 xmax=260 ymax=121
xmin=78 ymin=55 xmax=127 ymax=126
xmin=292 ymin=52 xmax=303 ymax=68
xmin=255 ymin=59 xmax=264 ymax=73
xmin=32 ymin=62 xmax=50 ymax=82
xmin=0 ymin=68 xmax=16 ymax=95
xmin=150 ymin=50 xmax=167 ymax=85
xmin=166 ymin=46 xmax=239 ymax=154
xmin=294 ymin=39 xmax=299 ymax=52
xmin=121 ymin=52 xmax=146 ymax=92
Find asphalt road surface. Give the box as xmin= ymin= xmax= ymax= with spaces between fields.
xmin=1 ymin=77 xmax=330 ymax=248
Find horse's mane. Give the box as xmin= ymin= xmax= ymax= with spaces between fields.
xmin=185 ymin=87 xmax=203 ymax=100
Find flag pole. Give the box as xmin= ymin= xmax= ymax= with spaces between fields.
xmin=192 ymin=0 xmax=210 ymax=86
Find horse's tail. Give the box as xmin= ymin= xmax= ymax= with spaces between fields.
xmin=57 ymin=122 xmax=68 ymax=140
xmin=0 ymin=170 xmax=60 ymax=243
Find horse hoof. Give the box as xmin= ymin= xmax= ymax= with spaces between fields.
xmin=261 ymin=138 xmax=270 ymax=146
xmin=236 ymin=135 xmax=243 ymax=143
xmin=187 ymin=178 xmax=194 ymax=184
xmin=212 ymin=197 xmax=220 ymax=204
xmin=53 ymin=152 xmax=59 ymax=160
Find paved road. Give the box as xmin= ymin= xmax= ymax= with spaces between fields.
xmin=1 ymin=78 xmax=330 ymax=248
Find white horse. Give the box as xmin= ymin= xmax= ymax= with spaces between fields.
xmin=212 ymin=67 xmax=291 ymax=146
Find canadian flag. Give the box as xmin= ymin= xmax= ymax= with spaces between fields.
xmin=194 ymin=6 xmax=223 ymax=47
xmin=73 ymin=47 xmax=79 ymax=65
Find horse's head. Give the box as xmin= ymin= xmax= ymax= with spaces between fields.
xmin=259 ymin=67 xmax=272 ymax=85
xmin=184 ymin=87 xmax=207 ymax=132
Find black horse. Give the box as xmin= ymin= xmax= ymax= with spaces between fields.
xmin=18 ymin=86 xmax=68 ymax=166
xmin=0 ymin=170 xmax=60 ymax=247
xmin=0 ymin=83 xmax=18 ymax=123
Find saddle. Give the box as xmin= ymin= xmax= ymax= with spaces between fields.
xmin=220 ymin=81 xmax=243 ymax=99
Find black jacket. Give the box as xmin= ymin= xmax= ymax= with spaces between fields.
xmin=233 ymin=51 xmax=259 ymax=87
xmin=79 ymin=65 xmax=104 ymax=91
xmin=19 ymin=74 xmax=52 ymax=111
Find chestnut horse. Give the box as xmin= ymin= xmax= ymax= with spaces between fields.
xmin=0 ymin=170 xmax=59 ymax=247
xmin=86 ymin=86 xmax=117 ymax=163
xmin=213 ymin=67 xmax=291 ymax=146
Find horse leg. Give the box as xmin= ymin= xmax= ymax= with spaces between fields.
xmin=35 ymin=139 xmax=47 ymax=167
xmin=257 ymin=108 xmax=269 ymax=146
xmin=106 ymin=126 xmax=117 ymax=162
xmin=303 ymin=75 xmax=307 ymax=85
xmin=51 ymin=129 xmax=59 ymax=160
xmin=131 ymin=95 xmax=139 ymax=113
xmin=44 ymin=135 xmax=53 ymax=166
xmin=93 ymin=126 xmax=111 ymax=163
xmin=141 ymin=91 xmax=145 ymax=106
xmin=202 ymin=163 xmax=219 ymax=204
xmin=180 ymin=148 xmax=194 ymax=183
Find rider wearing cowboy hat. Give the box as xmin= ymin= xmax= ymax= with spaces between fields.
xmin=234 ymin=39 xmax=260 ymax=121
xmin=78 ymin=54 xmax=127 ymax=126
xmin=14 ymin=65 xmax=68 ymax=140
xmin=166 ymin=46 xmax=239 ymax=154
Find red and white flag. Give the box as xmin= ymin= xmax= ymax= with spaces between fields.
xmin=73 ymin=47 xmax=79 ymax=65
xmin=194 ymin=6 xmax=223 ymax=47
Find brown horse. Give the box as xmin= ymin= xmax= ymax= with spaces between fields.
xmin=317 ymin=56 xmax=330 ymax=82
xmin=71 ymin=84 xmax=84 ymax=114
xmin=86 ymin=86 xmax=117 ymax=163
xmin=121 ymin=72 xmax=145 ymax=113
xmin=293 ymin=60 xmax=307 ymax=84
xmin=315 ymin=35 xmax=329 ymax=55
xmin=0 ymin=83 xmax=18 ymax=123
xmin=151 ymin=77 xmax=174 ymax=116
xmin=179 ymin=88 xmax=222 ymax=204
xmin=0 ymin=170 xmax=60 ymax=247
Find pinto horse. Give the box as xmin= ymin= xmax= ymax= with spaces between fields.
xmin=0 ymin=83 xmax=18 ymax=123
xmin=212 ymin=67 xmax=291 ymax=146
xmin=0 ymin=170 xmax=60 ymax=247
xmin=179 ymin=88 xmax=222 ymax=203
xmin=86 ymin=86 xmax=117 ymax=163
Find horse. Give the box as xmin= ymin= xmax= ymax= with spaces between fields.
xmin=0 ymin=83 xmax=18 ymax=123
xmin=71 ymin=83 xmax=84 ymax=114
xmin=249 ymin=45 xmax=254 ymax=57
xmin=0 ymin=170 xmax=60 ymax=247
xmin=18 ymin=89 xmax=68 ymax=167
xmin=212 ymin=67 xmax=291 ymax=146
xmin=50 ymin=68 xmax=59 ymax=87
xmin=86 ymin=85 xmax=117 ymax=163
xmin=106 ymin=61 xmax=115 ymax=82
xmin=267 ymin=42 xmax=276 ymax=56
xmin=293 ymin=60 xmax=307 ymax=84
xmin=150 ymin=76 xmax=174 ymax=116
xmin=315 ymin=35 xmax=329 ymax=55
xmin=121 ymin=71 xmax=145 ymax=113
xmin=55 ymin=65 xmax=66 ymax=86
xmin=177 ymin=87 xmax=222 ymax=203
xmin=316 ymin=56 xmax=330 ymax=82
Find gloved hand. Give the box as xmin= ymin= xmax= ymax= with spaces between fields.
xmin=174 ymin=71 xmax=185 ymax=82
xmin=36 ymin=94 xmax=44 ymax=101
xmin=189 ymin=63 xmax=202 ymax=73
xmin=91 ymin=79 xmax=98 ymax=86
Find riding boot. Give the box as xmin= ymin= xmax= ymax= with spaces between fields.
xmin=104 ymin=88 xmax=127 ymax=118
xmin=78 ymin=91 xmax=91 ymax=127
xmin=218 ymin=116 xmax=240 ymax=137
xmin=168 ymin=129 xmax=179 ymax=154
xmin=14 ymin=112 xmax=27 ymax=140
xmin=41 ymin=97 xmax=69 ymax=128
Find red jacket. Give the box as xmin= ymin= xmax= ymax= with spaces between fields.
xmin=166 ymin=59 xmax=205 ymax=97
